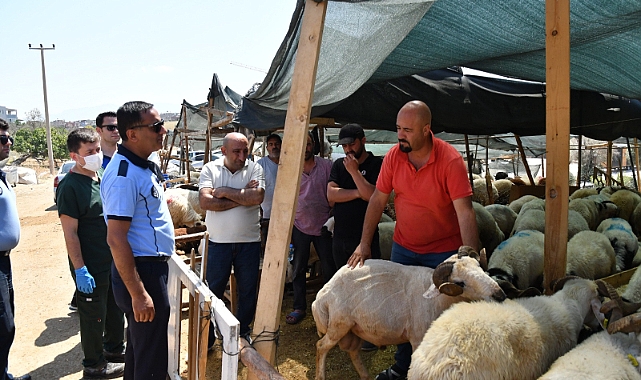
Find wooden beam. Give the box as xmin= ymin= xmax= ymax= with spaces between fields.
xmin=607 ymin=141 xmax=612 ymax=186
xmin=515 ymin=134 xmax=535 ymax=185
xmin=249 ymin=0 xmax=328 ymax=375
xmin=636 ymin=138 xmax=640 ymax=190
xmin=544 ymin=0 xmax=570 ymax=293
xmin=576 ymin=135 xmax=582 ymax=186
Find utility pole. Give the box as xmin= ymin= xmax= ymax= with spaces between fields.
xmin=29 ymin=43 xmax=56 ymax=175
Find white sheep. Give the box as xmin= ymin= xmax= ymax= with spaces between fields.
xmin=510 ymin=209 xmax=589 ymax=240
xmin=597 ymin=217 xmax=639 ymax=272
xmin=165 ymin=192 xmax=203 ymax=228
xmin=567 ymin=230 xmax=616 ymax=279
xmin=473 ymin=202 xmax=504 ymax=257
xmin=569 ymin=188 xmax=599 ymax=200
xmin=485 ymin=204 xmax=518 ymax=239
xmin=539 ymin=331 xmax=641 ymax=380
xmin=493 ymin=179 xmax=513 ymax=205
xmin=611 ymin=189 xmax=641 ymax=223
xmin=312 ymin=247 xmax=506 ymax=380
xmin=508 ymin=194 xmax=540 ymax=214
xmin=569 ymin=197 xmax=619 ymax=230
xmin=488 ymin=229 xmax=544 ymax=291
xmin=407 ymin=277 xmax=601 ymax=380
xmin=472 ymin=178 xmax=499 ymax=206
xmin=631 ymin=202 xmax=641 ymax=237
xmin=377 ymin=221 xmax=395 ymax=261
xmin=165 ymin=187 xmax=205 ymax=219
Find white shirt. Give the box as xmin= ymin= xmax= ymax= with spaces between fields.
xmin=257 ymin=156 xmax=278 ymax=219
xmin=199 ymin=157 xmax=264 ymax=243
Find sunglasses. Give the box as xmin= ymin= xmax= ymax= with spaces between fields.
xmin=132 ymin=119 xmax=164 ymax=134
xmin=0 ymin=136 xmax=14 ymax=145
xmin=101 ymin=124 xmax=118 ymax=132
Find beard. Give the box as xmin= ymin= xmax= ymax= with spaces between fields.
xmin=399 ymin=140 xmax=412 ymax=153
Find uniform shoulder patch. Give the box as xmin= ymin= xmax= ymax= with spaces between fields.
xmin=118 ymin=160 xmax=129 ymax=177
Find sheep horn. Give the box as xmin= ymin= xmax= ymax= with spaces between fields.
xmin=607 ymin=312 xmax=641 ymax=335
xmin=551 ymin=275 xmax=582 ymax=293
xmin=457 ymin=246 xmax=477 ymax=260
xmin=438 ymin=282 xmax=464 ymax=297
xmin=432 ymin=261 xmax=464 ymax=296
xmin=432 ymin=261 xmax=454 ymax=288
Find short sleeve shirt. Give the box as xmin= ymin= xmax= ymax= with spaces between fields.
xmin=57 ymin=170 xmax=113 ymax=278
xmin=295 ymin=157 xmax=333 ymax=236
xmin=0 ymin=171 xmax=20 ymax=251
xmin=101 ymin=144 xmax=175 ymax=257
xmin=199 ymin=157 xmax=264 ymax=243
xmin=377 ymin=133 xmax=472 ymax=253
xmin=257 ymin=156 xmax=278 ymax=219
xmin=329 ymin=152 xmax=383 ymax=239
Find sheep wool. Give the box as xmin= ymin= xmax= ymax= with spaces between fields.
xmin=473 ymin=202 xmax=504 ymax=257
xmin=610 ymin=189 xmax=641 ymax=224
xmin=540 ymin=331 xmax=641 ymax=380
xmin=408 ymin=278 xmax=600 ymax=380
xmin=566 ymin=230 xmax=616 ymax=279
xmin=597 ymin=217 xmax=638 ymax=272
xmin=508 ymin=194 xmax=540 ymax=214
xmin=484 ymin=204 xmax=518 ymax=239
xmin=488 ymin=229 xmax=544 ymax=290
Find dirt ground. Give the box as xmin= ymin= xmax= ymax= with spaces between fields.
xmin=8 ymin=172 xmax=394 ymax=379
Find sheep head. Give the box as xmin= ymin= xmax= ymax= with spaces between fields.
xmin=427 ymin=246 xmax=506 ymax=302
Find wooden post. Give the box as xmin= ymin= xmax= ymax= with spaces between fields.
xmin=485 ymin=136 xmax=494 ymax=204
xmin=515 ymin=134 xmax=535 ymax=185
xmin=249 ymin=0 xmax=328 ymax=375
xmin=183 ymin=107 xmax=191 ymax=183
xmin=627 ymin=138 xmax=637 ymax=190
xmin=607 ymin=141 xmax=612 ymax=186
xmin=544 ymin=0 xmax=570 ymax=293
xmin=205 ymin=99 xmax=213 ymax=166
xmin=634 ymin=137 xmax=641 ymax=190
xmin=577 ymin=135 xmax=582 ymax=186
xmin=464 ymin=134 xmax=474 ymax=190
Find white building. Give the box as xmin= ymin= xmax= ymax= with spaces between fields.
xmin=0 ymin=106 xmax=17 ymax=123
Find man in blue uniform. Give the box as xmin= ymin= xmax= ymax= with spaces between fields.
xmin=0 ymin=118 xmax=31 ymax=380
xmin=101 ymin=101 xmax=174 ymax=379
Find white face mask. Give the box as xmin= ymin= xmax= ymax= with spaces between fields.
xmin=80 ymin=152 xmax=103 ymax=172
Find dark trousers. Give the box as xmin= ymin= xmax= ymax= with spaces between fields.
xmin=291 ymin=226 xmax=335 ymax=312
xmin=0 ymin=256 xmax=15 ymax=380
xmin=111 ymin=261 xmax=170 ymax=380
xmin=390 ymin=243 xmax=456 ymax=372
xmin=332 ymin=231 xmax=381 ymax=269
xmin=73 ymin=270 xmax=125 ymax=368
xmin=206 ymin=242 xmax=260 ymax=336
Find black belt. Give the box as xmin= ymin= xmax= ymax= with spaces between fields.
xmin=134 ymin=255 xmax=170 ymax=263
xmin=0 ymin=250 xmax=10 ymax=257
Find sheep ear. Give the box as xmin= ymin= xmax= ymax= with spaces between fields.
xmin=438 ymin=282 xmax=464 ymax=297
xmin=423 ymin=284 xmax=441 ymax=299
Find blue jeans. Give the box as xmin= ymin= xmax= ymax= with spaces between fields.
xmin=0 ymin=256 xmax=14 ymax=380
xmin=291 ymin=226 xmax=335 ymax=312
xmin=390 ymin=242 xmax=456 ymax=373
xmin=206 ymin=242 xmax=260 ymax=336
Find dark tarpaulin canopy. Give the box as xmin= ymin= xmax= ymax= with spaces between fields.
xmin=234 ymin=0 xmax=641 ymax=141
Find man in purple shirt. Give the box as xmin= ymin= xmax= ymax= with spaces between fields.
xmin=285 ymin=132 xmax=336 ymax=325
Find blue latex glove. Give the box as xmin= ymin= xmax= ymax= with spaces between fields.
xmin=74 ymin=266 xmax=96 ymax=294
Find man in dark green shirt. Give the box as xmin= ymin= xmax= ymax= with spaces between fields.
xmin=56 ymin=128 xmax=125 ymax=379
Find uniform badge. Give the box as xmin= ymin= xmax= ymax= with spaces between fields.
xmin=151 ymin=185 xmax=159 ymax=198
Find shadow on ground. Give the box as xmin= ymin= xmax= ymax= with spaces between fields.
xmin=35 ymin=314 xmax=80 ymax=347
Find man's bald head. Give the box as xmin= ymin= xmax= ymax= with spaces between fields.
xmin=398 ymin=100 xmax=432 ymax=127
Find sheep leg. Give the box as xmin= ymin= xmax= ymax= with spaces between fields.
xmin=338 ymin=332 xmax=369 ymax=380
xmin=315 ymin=333 xmax=338 ymax=380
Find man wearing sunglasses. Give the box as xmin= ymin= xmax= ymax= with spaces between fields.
xmin=95 ymin=112 xmax=120 ymax=169
xmin=101 ymin=101 xmax=174 ymax=379
xmin=0 ymin=118 xmax=31 ymax=380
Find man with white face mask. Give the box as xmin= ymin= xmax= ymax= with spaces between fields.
xmin=56 ymin=128 xmax=126 ymax=379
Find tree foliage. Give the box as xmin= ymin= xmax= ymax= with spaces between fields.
xmin=13 ymin=126 xmax=69 ymax=160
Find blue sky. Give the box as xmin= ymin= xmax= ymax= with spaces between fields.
xmin=1 ymin=0 xmax=297 ymax=121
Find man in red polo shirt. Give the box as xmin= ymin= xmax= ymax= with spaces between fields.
xmin=347 ymin=100 xmax=478 ymax=380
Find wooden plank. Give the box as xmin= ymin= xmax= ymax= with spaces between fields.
xmin=544 ymin=0 xmax=571 ymax=293
xmin=601 ymin=267 xmax=638 ymax=289
xmin=249 ymin=0 xmax=328 ymax=375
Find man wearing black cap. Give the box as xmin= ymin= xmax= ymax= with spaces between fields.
xmin=327 ymin=123 xmax=383 ymax=268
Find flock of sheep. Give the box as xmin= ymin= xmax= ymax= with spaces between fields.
xmin=159 ymin=176 xmax=641 ymax=379
xmin=311 ymin=179 xmax=641 ymax=380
